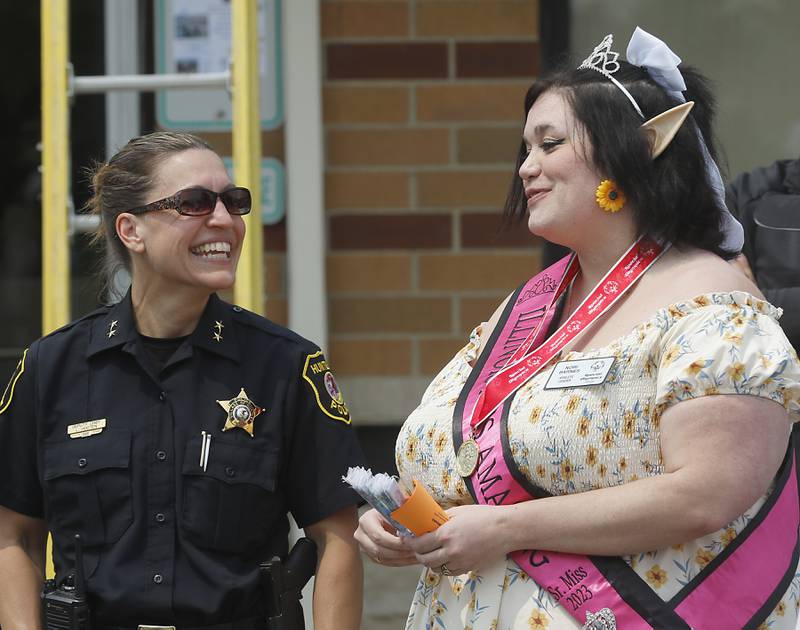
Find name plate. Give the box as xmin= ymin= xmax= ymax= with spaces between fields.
xmin=67 ymin=419 xmax=107 ymax=439
xmin=544 ymin=357 xmax=615 ymax=390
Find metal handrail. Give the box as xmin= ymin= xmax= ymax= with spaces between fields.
xmin=70 ymin=70 xmax=230 ymax=95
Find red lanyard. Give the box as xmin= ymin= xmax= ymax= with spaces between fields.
xmin=467 ymin=237 xmax=666 ymax=444
xmin=457 ymin=236 xmax=666 ymax=477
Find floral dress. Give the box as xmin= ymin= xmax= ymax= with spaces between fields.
xmin=396 ymin=292 xmax=800 ymax=630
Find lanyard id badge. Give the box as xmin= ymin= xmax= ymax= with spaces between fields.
xmin=456 ymin=236 xmax=666 ymax=478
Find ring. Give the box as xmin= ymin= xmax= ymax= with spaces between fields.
xmin=375 ymin=553 xmax=383 ymax=565
xmin=440 ymin=563 xmax=452 ymax=576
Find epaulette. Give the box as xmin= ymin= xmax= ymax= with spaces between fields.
xmin=228 ymin=303 xmax=318 ymax=351
xmin=228 ymin=302 xmax=350 ymax=424
xmin=39 ymin=304 xmax=114 ymax=342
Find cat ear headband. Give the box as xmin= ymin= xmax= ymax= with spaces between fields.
xmin=578 ymin=27 xmax=743 ymax=251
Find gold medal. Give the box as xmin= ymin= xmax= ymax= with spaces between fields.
xmin=456 ymin=438 xmax=479 ymax=477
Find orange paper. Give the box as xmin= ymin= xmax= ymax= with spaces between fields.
xmin=390 ymin=480 xmax=449 ymax=536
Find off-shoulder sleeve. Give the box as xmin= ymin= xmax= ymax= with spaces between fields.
xmin=655 ymin=295 xmax=800 ymax=421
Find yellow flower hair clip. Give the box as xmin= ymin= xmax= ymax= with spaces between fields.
xmin=596 ymin=179 xmax=626 ymax=213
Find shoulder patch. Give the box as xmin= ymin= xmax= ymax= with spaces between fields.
xmin=0 ymin=349 xmax=27 ymax=415
xmin=302 ymin=351 xmax=351 ymax=424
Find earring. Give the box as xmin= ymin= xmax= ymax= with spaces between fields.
xmin=596 ymin=179 xmax=626 ymax=213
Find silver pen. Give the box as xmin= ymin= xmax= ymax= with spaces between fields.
xmin=202 ymin=433 xmax=212 ymax=471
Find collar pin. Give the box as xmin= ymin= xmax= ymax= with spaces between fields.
xmin=212 ymin=321 xmax=224 ymax=342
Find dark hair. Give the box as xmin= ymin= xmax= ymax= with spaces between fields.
xmin=503 ymin=58 xmax=736 ymax=259
xmin=84 ymin=131 xmax=213 ymax=300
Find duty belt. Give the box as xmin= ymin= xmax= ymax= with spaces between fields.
xmin=97 ymin=617 xmax=267 ymax=630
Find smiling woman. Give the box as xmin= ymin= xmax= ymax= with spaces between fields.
xmin=107 ymin=146 xmax=247 ymax=331
xmin=354 ymin=28 xmax=800 ymax=630
xmin=87 ymin=133 xmax=214 ymax=300
xmin=0 ymin=131 xmax=366 ymax=629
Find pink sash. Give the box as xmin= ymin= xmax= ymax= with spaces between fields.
xmin=453 ymin=256 xmax=800 ymax=628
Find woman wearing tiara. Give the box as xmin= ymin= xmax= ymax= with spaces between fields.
xmin=355 ymin=27 xmax=800 ymax=629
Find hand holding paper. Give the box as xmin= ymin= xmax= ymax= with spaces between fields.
xmin=389 ymin=480 xmax=449 ymax=536
xmin=343 ymin=467 xmax=448 ymax=536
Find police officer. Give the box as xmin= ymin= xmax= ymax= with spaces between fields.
xmin=0 ymin=131 xmax=365 ymax=629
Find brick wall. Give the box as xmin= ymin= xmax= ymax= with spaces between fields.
xmin=319 ymin=3 xmax=544 ymax=627
xmin=266 ymin=0 xmax=544 ymax=427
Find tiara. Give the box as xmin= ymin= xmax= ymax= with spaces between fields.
xmin=577 ymin=34 xmax=644 ymax=118
xmin=578 ymin=34 xmax=621 ymax=78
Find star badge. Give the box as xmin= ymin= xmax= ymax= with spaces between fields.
xmin=217 ymin=388 xmax=263 ymax=437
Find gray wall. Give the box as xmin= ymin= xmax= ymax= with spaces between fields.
xmin=571 ymin=0 xmax=800 ymax=179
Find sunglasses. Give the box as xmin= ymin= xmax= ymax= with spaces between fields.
xmin=126 ymin=186 xmax=252 ymax=217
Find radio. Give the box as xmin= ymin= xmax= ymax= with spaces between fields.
xmin=42 ymin=534 xmax=91 ymax=630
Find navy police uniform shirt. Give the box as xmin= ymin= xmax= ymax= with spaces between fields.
xmin=0 ymin=292 xmax=365 ymax=625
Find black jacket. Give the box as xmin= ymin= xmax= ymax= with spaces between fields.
xmin=727 ymin=159 xmax=800 ymax=351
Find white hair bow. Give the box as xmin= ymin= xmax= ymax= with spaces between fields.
xmin=627 ymin=27 xmax=744 ymax=252
xmin=626 ymin=27 xmax=685 ymax=102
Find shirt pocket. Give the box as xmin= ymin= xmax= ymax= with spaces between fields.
xmin=43 ymin=429 xmax=133 ymax=547
xmin=181 ymin=436 xmax=283 ymax=553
